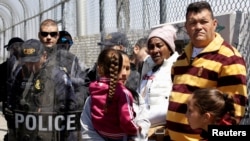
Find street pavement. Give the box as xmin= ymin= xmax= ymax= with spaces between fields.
xmin=0 ymin=102 xmax=7 ymax=141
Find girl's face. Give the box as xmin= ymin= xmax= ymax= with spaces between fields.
xmin=186 ymin=95 xmax=208 ymax=130
xmin=118 ymin=54 xmax=130 ymax=84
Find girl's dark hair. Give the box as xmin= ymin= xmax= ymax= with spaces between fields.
xmin=97 ymin=48 xmax=123 ymax=111
xmin=192 ymin=88 xmax=236 ymax=125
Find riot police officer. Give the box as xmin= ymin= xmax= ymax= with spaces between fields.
xmin=9 ymin=39 xmax=82 ymax=141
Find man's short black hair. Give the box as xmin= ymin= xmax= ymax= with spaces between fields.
xmin=186 ymin=1 xmax=214 ymax=19
xmin=135 ymin=37 xmax=147 ymax=49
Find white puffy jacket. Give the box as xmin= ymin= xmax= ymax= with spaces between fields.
xmin=137 ymin=52 xmax=179 ymax=127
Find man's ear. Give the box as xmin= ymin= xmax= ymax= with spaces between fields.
xmin=213 ymin=19 xmax=218 ymax=31
xmin=56 ymin=32 xmax=60 ymax=40
xmin=133 ymin=45 xmax=140 ymax=54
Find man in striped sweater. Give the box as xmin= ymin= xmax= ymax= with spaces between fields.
xmin=166 ymin=1 xmax=248 ymax=141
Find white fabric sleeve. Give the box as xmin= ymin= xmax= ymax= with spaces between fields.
xmin=80 ymin=97 xmax=105 ymax=141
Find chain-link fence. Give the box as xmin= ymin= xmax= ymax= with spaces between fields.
xmin=0 ymin=0 xmax=249 ymax=122
xmin=73 ymin=0 xmax=250 ymax=92
xmin=74 ymin=0 xmax=249 ymax=68
xmin=72 ymin=0 xmax=250 ymax=124
xmin=0 ymin=0 xmax=76 ymax=62
xmin=78 ymin=0 xmax=249 ymax=63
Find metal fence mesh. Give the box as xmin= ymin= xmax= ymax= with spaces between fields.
xmin=80 ymin=0 xmax=249 ymax=66
xmin=0 ymin=0 xmax=249 ymax=123
xmin=75 ymin=0 xmax=250 ymax=123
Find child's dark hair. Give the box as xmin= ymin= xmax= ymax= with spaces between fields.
xmin=192 ymin=88 xmax=236 ymax=125
xmin=97 ymin=48 xmax=123 ymax=111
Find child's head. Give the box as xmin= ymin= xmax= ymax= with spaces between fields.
xmin=97 ymin=48 xmax=123 ymax=78
xmin=97 ymin=48 xmax=123 ymax=111
xmin=186 ymin=88 xmax=236 ymax=131
xmin=118 ymin=51 xmax=131 ymax=84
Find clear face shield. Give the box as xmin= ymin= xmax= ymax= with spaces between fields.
xmin=9 ymin=58 xmax=82 ymax=141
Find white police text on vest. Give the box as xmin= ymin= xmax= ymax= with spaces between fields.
xmin=15 ymin=112 xmax=77 ymax=131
